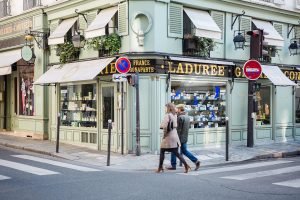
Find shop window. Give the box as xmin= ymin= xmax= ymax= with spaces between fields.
xmin=171 ymin=80 xmax=226 ymax=128
xmin=60 ymin=84 xmax=97 ymax=128
xmin=89 ymin=133 xmax=97 ymax=144
xmin=295 ymin=88 xmax=300 ymax=123
xmin=19 ymin=65 xmax=34 ymax=116
xmin=256 ymin=86 xmax=271 ymax=125
xmin=81 ymin=132 xmax=89 ymax=143
xmin=23 ymin=0 xmax=38 ymax=10
xmin=0 ymin=0 xmax=10 ymax=18
xmin=102 ymin=87 xmax=114 ymax=129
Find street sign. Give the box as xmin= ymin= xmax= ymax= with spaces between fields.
xmin=112 ymin=74 xmax=128 ymax=82
xmin=243 ymin=60 xmax=262 ymax=80
xmin=115 ymin=57 xmax=131 ymax=74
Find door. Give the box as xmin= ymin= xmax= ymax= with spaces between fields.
xmin=99 ymin=83 xmax=117 ymax=152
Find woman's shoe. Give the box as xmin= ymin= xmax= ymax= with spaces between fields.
xmin=195 ymin=161 xmax=201 ymax=171
xmin=184 ymin=165 xmax=191 ymax=173
xmin=156 ymin=167 xmax=164 ymax=173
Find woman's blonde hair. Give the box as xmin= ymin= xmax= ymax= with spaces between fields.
xmin=165 ymin=103 xmax=176 ymax=115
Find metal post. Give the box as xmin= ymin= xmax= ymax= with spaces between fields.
xmin=247 ymin=80 xmax=254 ymax=147
xmin=225 ymin=117 xmax=229 ymax=161
xmin=136 ymin=73 xmax=141 ymax=156
xmin=56 ymin=113 xmax=60 ymax=153
xmin=121 ymin=82 xmax=124 ymax=155
xmin=107 ymin=119 xmax=112 ymax=166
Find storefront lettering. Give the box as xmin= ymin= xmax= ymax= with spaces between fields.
xmin=284 ymin=70 xmax=300 ymax=81
xmin=0 ymin=18 xmax=33 ymax=37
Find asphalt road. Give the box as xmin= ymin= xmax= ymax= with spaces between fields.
xmin=0 ymin=146 xmax=299 ymax=200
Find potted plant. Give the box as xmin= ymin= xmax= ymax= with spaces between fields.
xmin=86 ymin=33 xmax=121 ymax=55
xmin=56 ymin=42 xmax=80 ymax=63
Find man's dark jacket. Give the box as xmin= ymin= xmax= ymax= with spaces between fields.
xmin=177 ymin=112 xmax=190 ymax=144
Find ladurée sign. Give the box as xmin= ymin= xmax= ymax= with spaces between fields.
xmin=0 ymin=18 xmax=33 ymax=37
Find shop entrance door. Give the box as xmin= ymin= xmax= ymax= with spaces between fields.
xmin=99 ymin=83 xmax=117 ymax=152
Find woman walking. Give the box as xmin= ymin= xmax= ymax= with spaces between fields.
xmin=156 ymin=103 xmax=191 ymax=173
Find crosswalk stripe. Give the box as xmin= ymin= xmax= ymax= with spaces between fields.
xmin=221 ymin=166 xmax=300 ymax=180
xmin=178 ymin=160 xmax=293 ymax=176
xmin=0 ymin=159 xmax=59 ymax=175
xmin=0 ymin=175 xmax=10 ymax=180
xmin=12 ymin=155 xmax=101 ymax=172
xmin=273 ymin=178 xmax=300 ymax=188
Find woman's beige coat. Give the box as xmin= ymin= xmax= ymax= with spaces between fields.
xmin=160 ymin=113 xmax=181 ymax=149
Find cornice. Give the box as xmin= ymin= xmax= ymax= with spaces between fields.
xmin=0 ymin=7 xmax=44 ymax=25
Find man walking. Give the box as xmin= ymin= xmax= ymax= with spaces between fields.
xmin=168 ymin=104 xmax=200 ymax=170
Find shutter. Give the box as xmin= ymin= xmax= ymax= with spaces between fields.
xmin=0 ymin=1 xmax=4 ymax=18
xmin=49 ymin=20 xmax=59 ymax=34
xmin=295 ymin=26 xmax=300 ymax=38
xmin=296 ymin=0 xmax=300 ymax=9
xmin=241 ymin=16 xmax=252 ymax=43
xmin=274 ymin=0 xmax=285 ymax=5
xmin=87 ymin=11 xmax=97 ymax=26
xmin=78 ymin=15 xmax=86 ymax=30
xmin=168 ymin=3 xmax=183 ymax=38
xmin=273 ymin=23 xmax=283 ymax=37
xmin=211 ymin=11 xmax=224 ymax=39
xmin=23 ymin=0 xmax=27 ymax=10
xmin=118 ymin=2 xmax=128 ymax=36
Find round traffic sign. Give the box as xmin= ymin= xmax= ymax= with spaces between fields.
xmin=243 ymin=60 xmax=262 ymax=80
xmin=115 ymin=57 xmax=131 ymax=74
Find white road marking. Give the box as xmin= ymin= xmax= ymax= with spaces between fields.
xmin=273 ymin=178 xmax=300 ymax=188
xmin=12 ymin=155 xmax=101 ymax=172
xmin=222 ymin=166 xmax=300 ymax=180
xmin=0 ymin=159 xmax=59 ymax=175
xmin=0 ymin=175 xmax=10 ymax=180
xmin=178 ymin=160 xmax=293 ymax=176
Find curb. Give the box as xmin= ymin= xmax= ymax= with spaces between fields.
xmin=252 ymin=150 xmax=300 ymax=160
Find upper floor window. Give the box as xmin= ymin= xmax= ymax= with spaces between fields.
xmin=0 ymin=0 xmax=10 ymax=18
xmin=23 ymin=0 xmax=38 ymax=11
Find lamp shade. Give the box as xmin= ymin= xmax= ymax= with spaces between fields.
xmin=233 ymin=32 xmax=245 ymax=50
xmin=72 ymin=34 xmax=85 ymax=48
xmin=289 ymin=41 xmax=299 ymax=56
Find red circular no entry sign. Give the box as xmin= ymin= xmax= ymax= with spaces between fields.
xmin=243 ymin=60 xmax=262 ymax=80
xmin=115 ymin=57 xmax=131 ymax=74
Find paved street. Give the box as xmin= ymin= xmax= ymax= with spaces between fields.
xmin=0 ymin=146 xmax=299 ymax=200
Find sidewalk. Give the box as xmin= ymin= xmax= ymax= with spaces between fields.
xmin=0 ymin=133 xmax=300 ymax=171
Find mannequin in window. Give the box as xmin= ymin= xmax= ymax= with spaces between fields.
xmin=21 ymin=78 xmax=26 ymax=114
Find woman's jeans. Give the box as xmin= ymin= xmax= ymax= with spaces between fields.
xmin=171 ymin=143 xmax=198 ymax=168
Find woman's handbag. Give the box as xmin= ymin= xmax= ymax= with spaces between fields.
xmin=167 ymin=114 xmax=174 ymax=132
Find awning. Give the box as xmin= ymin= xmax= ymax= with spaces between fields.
xmin=48 ymin=17 xmax=78 ymax=45
xmin=169 ymin=56 xmax=235 ymax=66
xmin=0 ymin=49 xmax=22 ymax=75
xmin=34 ymin=57 xmax=115 ymax=85
xmin=183 ymin=7 xmax=222 ymax=40
xmin=85 ymin=7 xmax=118 ymax=39
xmin=262 ymin=65 xmax=296 ymax=86
xmin=252 ymin=19 xmax=284 ymax=47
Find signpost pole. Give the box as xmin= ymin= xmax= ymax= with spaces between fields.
xmin=121 ymin=82 xmax=124 ymax=155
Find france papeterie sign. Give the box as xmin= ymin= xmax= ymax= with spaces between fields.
xmin=243 ymin=60 xmax=262 ymax=80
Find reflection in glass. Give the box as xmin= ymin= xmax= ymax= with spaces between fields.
xmin=102 ymin=87 xmax=114 ymax=129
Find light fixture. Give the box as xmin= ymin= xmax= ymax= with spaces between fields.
xmin=231 ymin=11 xmax=246 ymax=50
xmin=25 ymin=28 xmax=49 ymax=49
xmin=289 ymin=39 xmax=299 ymax=56
xmin=72 ymin=34 xmax=85 ymax=48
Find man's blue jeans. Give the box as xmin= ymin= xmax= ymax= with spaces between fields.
xmin=171 ymin=143 xmax=198 ymax=168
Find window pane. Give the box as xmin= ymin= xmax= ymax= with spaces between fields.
xmin=171 ymin=80 xmax=226 ymax=128
xmin=102 ymin=87 xmax=114 ymax=129
xmin=295 ymin=88 xmax=300 ymax=123
xmin=256 ymin=86 xmax=271 ymax=125
xmin=60 ymin=84 xmax=97 ymax=128
xmin=19 ymin=65 xmax=34 ymax=116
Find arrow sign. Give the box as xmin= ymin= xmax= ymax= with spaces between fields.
xmin=112 ymin=74 xmax=128 ymax=82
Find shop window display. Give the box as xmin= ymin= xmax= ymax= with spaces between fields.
xmin=171 ymin=81 xmax=226 ymax=128
xmin=19 ymin=65 xmax=34 ymax=116
xmin=60 ymin=84 xmax=97 ymax=128
xmin=102 ymin=87 xmax=114 ymax=129
xmin=295 ymin=88 xmax=300 ymax=123
xmin=255 ymin=86 xmax=271 ymax=125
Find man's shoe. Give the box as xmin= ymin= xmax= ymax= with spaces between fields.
xmin=195 ymin=161 xmax=201 ymax=171
xmin=166 ymin=166 xmax=176 ymax=170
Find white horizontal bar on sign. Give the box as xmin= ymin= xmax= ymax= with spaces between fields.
xmin=12 ymin=155 xmax=101 ymax=172
xmin=0 ymin=175 xmax=10 ymax=180
xmin=273 ymin=178 xmax=300 ymax=188
xmin=222 ymin=166 xmax=300 ymax=180
xmin=0 ymin=159 xmax=59 ymax=175
xmin=178 ymin=160 xmax=293 ymax=176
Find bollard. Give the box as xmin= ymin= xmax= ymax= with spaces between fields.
xmin=107 ymin=119 xmax=112 ymax=166
xmin=56 ymin=113 xmax=61 ymax=153
xmin=225 ymin=117 xmax=229 ymax=161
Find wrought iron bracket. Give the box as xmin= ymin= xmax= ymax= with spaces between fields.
xmin=75 ymin=9 xmax=87 ymax=23
xmin=231 ymin=10 xmax=245 ymax=30
xmin=287 ymin=20 xmax=300 ymax=39
xmin=25 ymin=28 xmax=49 ymax=49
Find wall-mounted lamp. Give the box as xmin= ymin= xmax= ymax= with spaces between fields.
xmin=72 ymin=34 xmax=85 ymax=48
xmin=231 ymin=11 xmax=246 ymax=50
xmin=289 ymin=38 xmax=300 ymax=56
xmin=25 ymin=27 xmax=49 ymax=49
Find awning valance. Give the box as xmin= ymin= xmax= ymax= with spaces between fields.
xmin=34 ymin=58 xmax=115 ymax=85
xmin=48 ymin=17 xmax=78 ymax=45
xmin=262 ymin=65 xmax=296 ymax=86
xmin=252 ymin=19 xmax=284 ymax=47
xmin=183 ymin=7 xmax=222 ymax=40
xmin=0 ymin=49 xmax=22 ymax=75
xmin=169 ymin=56 xmax=235 ymax=66
xmin=85 ymin=7 xmax=118 ymax=39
